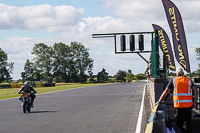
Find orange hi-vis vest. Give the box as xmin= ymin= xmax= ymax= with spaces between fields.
xmin=173 ymin=77 xmax=193 ymax=108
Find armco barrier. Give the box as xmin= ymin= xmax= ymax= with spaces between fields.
xmin=145 ymin=103 xmax=167 ymax=133
xmin=11 ymin=84 xmax=17 ymax=88
xmin=10 ymin=83 xmax=23 ymax=88
xmin=42 ymin=83 xmax=55 ymax=87
xmin=36 ymin=83 xmax=43 ymax=87
xmin=30 ymin=83 xmax=36 ymax=87
xmin=104 ymin=81 xmax=116 ymax=83
xmin=0 ymin=83 xmax=55 ymax=89
xmin=16 ymin=84 xmax=23 ymax=88
xmin=0 ymin=84 xmax=11 ymax=89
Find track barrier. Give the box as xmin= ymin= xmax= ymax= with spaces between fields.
xmin=0 ymin=83 xmax=55 ymax=89
xmin=194 ymin=84 xmax=200 ymax=111
xmin=145 ymin=102 xmax=167 ymax=133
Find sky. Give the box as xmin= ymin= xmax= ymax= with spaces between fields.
xmin=0 ymin=0 xmax=199 ymax=80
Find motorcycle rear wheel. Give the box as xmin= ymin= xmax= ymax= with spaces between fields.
xmin=27 ymin=103 xmax=31 ymax=113
xmin=23 ymin=102 xmax=27 ymax=113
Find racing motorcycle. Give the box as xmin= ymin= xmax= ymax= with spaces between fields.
xmin=21 ymin=92 xmax=32 ymax=113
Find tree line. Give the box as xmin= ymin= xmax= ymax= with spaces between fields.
xmin=21 ymin=42 xmax=93 ymax=83
xmin=96 ymin=68 xmax=147 ymax=82
xmin=0 ymin=46 xmax=199 ymax=83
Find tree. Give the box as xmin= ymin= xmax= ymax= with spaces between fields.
xmin=21 ymin=72 xmax=26 ymax=81
xmin=135 ymin=73 xmax=146 ymax=80
xmin=0 ymin=48 xmax=14 ymax=82
xmin=70 ymin=42 xmax=93 ymax=82
xmin=32 ymin=70 xmax=42 ymax=81
xmin=21 ymin=59 xmax=34 ymax=81
xmin=88 ymin=63 xmax=94 ymax=81
xmin=126 ymin=69 xmax=134 ymax=81
xmin=31 ymin=43 xmax=54 ymax=78
xmin=195 ymin=48 xmax=200 ymax=76
xmin=29 ymin=42 xmax=94 ymax=83
xmin=97 ymin=68 xmax=108 ymax=82
xmin=190 ymin=71 xmax=199 ymax=77
xmin=114 ymin=70 xmax=127 ymax=82
xmin=52 ymin=42 xmax=71 ymax=82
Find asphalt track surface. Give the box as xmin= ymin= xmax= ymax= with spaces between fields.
xmin=0 ymin=81 xmax=146 ymax=133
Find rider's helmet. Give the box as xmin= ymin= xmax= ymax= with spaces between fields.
xmin=24 ymin=81 xmax=30 ymax=87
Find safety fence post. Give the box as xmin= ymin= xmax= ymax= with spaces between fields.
xmin=150 ymin=30 xmax=160 ymax=78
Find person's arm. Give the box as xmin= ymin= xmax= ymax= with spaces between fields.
xmin=192 ymin=85 xmax=198 ymax=109
xmin=157 ymin=88 xmax=171 ymax=104
xmin=18 ymin=86 xmax=24 ymax=94
xmin=30 ymin=86 xmax=37 ymax=94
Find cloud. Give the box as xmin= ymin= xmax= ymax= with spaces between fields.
xmin=0 ymin=37 xmax=35 ymax=79
xmin=98 ymin=0 xmax=200 ymax=33
xmin=0 ymin=3 xmax=84 ymax=30
xmin=1 ymin=37 xmax=35 ymax=52
xmin=99 ymin=0 xmax=164 ymax=20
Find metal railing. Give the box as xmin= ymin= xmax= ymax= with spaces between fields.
xmin=194 ymin=84 xmax=200 ymax=111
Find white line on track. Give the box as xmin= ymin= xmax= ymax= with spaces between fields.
xmin=135 ymin=84 xmax=146 ymax=133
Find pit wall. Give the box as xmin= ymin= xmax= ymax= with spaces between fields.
xmin=148 ymin=78 xmax=164 ymax=110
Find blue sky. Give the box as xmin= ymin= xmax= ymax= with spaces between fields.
xmin=0 ymin=0 xmax=199 ymax=80
xmin=0 ymin=0 xmax=111 ymax=17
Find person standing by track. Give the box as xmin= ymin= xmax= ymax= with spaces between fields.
xmin=157 ymin=67 xmax=198 ymax=133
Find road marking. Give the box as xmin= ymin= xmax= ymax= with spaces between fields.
xmin=135 ymin=84 xmax=146 ymax=133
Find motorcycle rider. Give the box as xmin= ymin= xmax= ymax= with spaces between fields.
xmin=18 ymin=81 xmax=37 ymax=108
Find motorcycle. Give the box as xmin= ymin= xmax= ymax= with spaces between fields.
xmin=21 ymin=92 xmax=32 ymax=113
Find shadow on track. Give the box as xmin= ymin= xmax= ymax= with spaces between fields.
xmin=29 ymin=111 xmax=57 ymax=114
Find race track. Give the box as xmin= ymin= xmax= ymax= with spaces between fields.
xmin=0 ymin=81 xmax=146 ymax=133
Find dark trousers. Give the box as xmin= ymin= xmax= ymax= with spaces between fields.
xmin=174 ymin=107 xmax=192 ymax=133
xmin=30 ymin=93 xmax=36 ymax=104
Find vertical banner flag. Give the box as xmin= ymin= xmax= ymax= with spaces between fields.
xmin=152 ymin=24 xmax=176 ymax=71
xmin=162 ymin=0 xmax=190 ymax=73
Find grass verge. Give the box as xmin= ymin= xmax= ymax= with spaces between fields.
xmin=0 ymin=83 xmax=107 ymax=100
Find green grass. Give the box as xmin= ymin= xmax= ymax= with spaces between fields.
xmin=0 ymin=83 xmax=107 ymax=100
